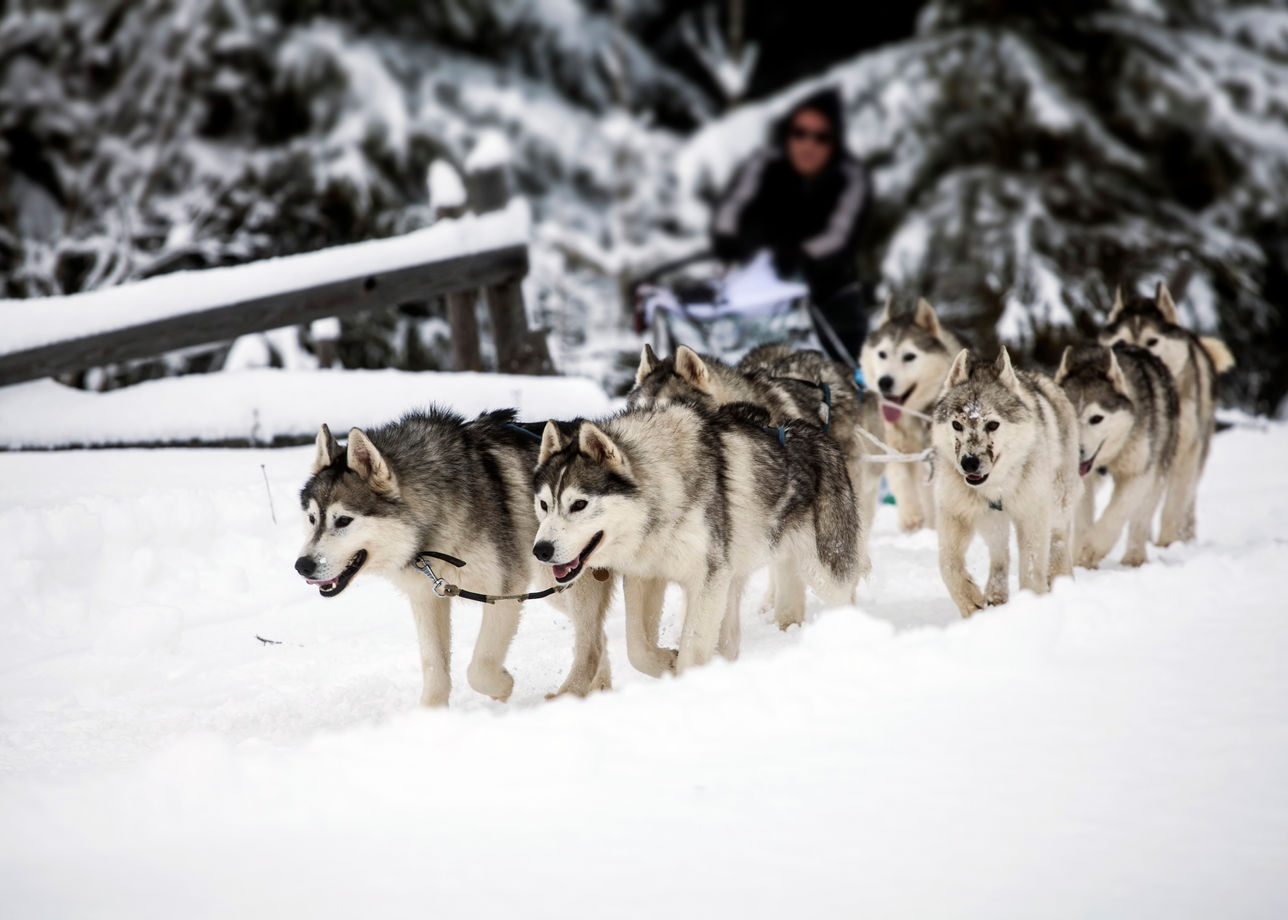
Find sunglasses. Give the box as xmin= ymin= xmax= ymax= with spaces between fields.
xmin=789 ymin=126 xmax=833 ymax=145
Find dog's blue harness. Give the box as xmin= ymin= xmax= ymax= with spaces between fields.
xmin=764 ymin=425 xmax=788 ymax=446
xmin=507 ymin=423 xmax=544 ymax=442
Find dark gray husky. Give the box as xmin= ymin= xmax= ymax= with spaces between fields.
xmin=1057 ymin=342 xmax=1179 ymax=568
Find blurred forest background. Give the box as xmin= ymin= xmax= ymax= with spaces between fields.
xmin=1 ymin=0 xmax=1286 ymax=412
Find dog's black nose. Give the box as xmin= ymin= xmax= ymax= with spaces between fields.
xmin=960 ymin=454 xmax=980 ymax=473
xmin=294 ymin=556 xmax=317 ymax=577
xmin=533 ymin=541 xmax=555 ymax=563
xmin=878 ymin=375 xmax=894 ymax=393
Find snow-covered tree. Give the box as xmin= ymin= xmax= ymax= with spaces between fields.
xmin=674 ymin=0 xmax=1288 ymax=410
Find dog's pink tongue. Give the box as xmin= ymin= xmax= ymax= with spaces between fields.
xmin=881 ymin=402 xmax=903 ymax=423
xmin=1079 ymin=459 xmax=1093 ymax=477
xmin=553 ymin=559 xmax=578 ymax=579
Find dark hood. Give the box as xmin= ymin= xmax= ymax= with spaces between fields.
xmin=771 ymin=87 xmax=847 ymax=157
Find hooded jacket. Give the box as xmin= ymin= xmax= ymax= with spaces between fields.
xmin=710 ymin=88 xmax=869 ymax=304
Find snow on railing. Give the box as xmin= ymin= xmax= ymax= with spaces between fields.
xmin=0 ymin=200 xmax=529 ymax=357
xmin=0 ymin=132 xmax=555 ymax=388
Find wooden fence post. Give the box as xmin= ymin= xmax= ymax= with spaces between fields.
xmin=434 ymin=162 xmax=484 ymax=373
xmin=465 ymin=134 xmax=555 ymax=376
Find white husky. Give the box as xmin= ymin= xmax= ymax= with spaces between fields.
xmin=860 ymin=298 xmax=964 ymax=531
xmin=932 ymin=348 xmax=1081 ymax=617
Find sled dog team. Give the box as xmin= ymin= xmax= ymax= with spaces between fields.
xmin=294 ymin=284 xmax=1234 ymax=706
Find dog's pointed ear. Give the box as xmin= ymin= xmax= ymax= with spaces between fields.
xmin=346 ymin=428 xmax=398 ymax=497
xmin=1107 ymin=285 xmax=1125 ymax=323
xmin=1097 ymin=345 xmax=1128 ymax=394
xmin=944 ymin=348 xmax=971 ymax=390
xmin=539 ymin=420 xmax=567 ymax=466
xmin=877 ymin=295 xmax=894 ymax=327
xmin=912 ymin=297 xmax=942 ymax=340
xmin=674 ymin=345 xmax=712 ymax=391
xmin=578 ymin=422 xmax=629 ymax=473
xmin=994 ymin=347 xmax=1021 ymax=394
xmin=1105 ymin=346 xmax=1128 ymax=396
xmin=635 ymin=344 xmax=660 ymax=386
xmin=312 ymin=423 xmax=342 ymax=474
xmin=1156 ymin=283 xmax=1179 ymax=324
xmin=1054 ymin=346 xmax=1073 ymax=385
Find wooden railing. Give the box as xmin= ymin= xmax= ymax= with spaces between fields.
xmin=0 ymin=146 xmax=552 ymax=388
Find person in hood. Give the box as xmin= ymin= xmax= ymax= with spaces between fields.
xmin=710 ymin=87 xmax=871 ymax=363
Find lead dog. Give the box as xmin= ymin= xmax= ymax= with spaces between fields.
xmin=294 ymin=409 xmax=613 ymax=706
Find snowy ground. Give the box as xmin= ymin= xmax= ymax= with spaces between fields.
xmin=0 ymin=370 xmax=613 ymax=448
xmin=1 ymin=397 xmax=1286 ymax=917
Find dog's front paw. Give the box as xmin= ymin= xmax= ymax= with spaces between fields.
xmin=467 ymin=663 xmax=514 ymax=702
xmin=984 ymin=584 xmax=1009 ymax=607
xmin=775 ymin=605 xmax=805 ymax=631
xmin=898 ymin=512 xmax=925 ymax=533
xmin=956 ymin=582 xmax=986 ymax=618
xmin=1075 ymin=545 xmax=1102 ymax=569
xmin=419 ymin=686 xmax=451 ymax=708
xmin=1120 ymin=548 xmax=1147 ymax=568
xmin=627 ymin=645 xmax=677 ymax=679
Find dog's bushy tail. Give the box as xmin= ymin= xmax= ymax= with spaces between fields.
xmin=802 ymin=426 xmax=864 ymax=584
xmin=1199 ymin=336 xmax=1236 ymax=374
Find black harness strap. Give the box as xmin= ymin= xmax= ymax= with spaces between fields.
xmin=420 ymin=550 xmax=468 ymax=569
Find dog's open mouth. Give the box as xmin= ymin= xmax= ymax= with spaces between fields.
xmin=964 ymin=472 xmax=989 ymax=486
xmin=307 ymin=549 xmax=367 ymax=597
xmin=551 ymin=532 xmax=603 ymax=583
xmin=880 ymin=385 xmax=915 ymax=423
xmin=1078 ymin=443 xmax=1103 ymax=478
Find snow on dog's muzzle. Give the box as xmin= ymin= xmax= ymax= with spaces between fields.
xmin=298 ymin=549 xmax=367 ymax=598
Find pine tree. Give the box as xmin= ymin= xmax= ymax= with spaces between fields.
xmin=871 ymin=0 xmax=1288 ymax=409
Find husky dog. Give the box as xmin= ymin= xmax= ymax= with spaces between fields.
xmin=1099 ymin=285 xmax=1234 ymax=545
xmin=532 ymin=401 xmax=863 ymax=674
xmin=860 ymin=297 xmax=964 ymax=531
xmin=737 ymin=342 xmax=886 ymax=531
xmin=932 ymin=348 xmax=1080 ymax=617
xmin=632 ymin=342 xmax=880 ymax=551
xmin=629 ymin=343 xmax=875 ymax=633
xmin=1056 ymin=343 xmax=1179 ymax=568
xmin=295 ymin=409 xmax=613 ymax=707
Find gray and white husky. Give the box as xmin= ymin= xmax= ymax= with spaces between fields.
xmin=531 ymin=401 xmax=864 ymax=674
xmin=295 ymin=409 xmax=613 ymax=707
xmin=932 ymin=348 xmax=1081 ymax=617
xmin=860 ymin=298 xmax=964 ymax=531
xmin=1099 ymin=284 xmax=1234 ymax=545
xmin=1056 ymin=342 xmax=1179 ymax=568
xmin=629 ymin=343 xmax=876 ymax=630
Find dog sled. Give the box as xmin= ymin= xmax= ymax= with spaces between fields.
xmin=632 ymin=251 xmax=822 ymax=363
